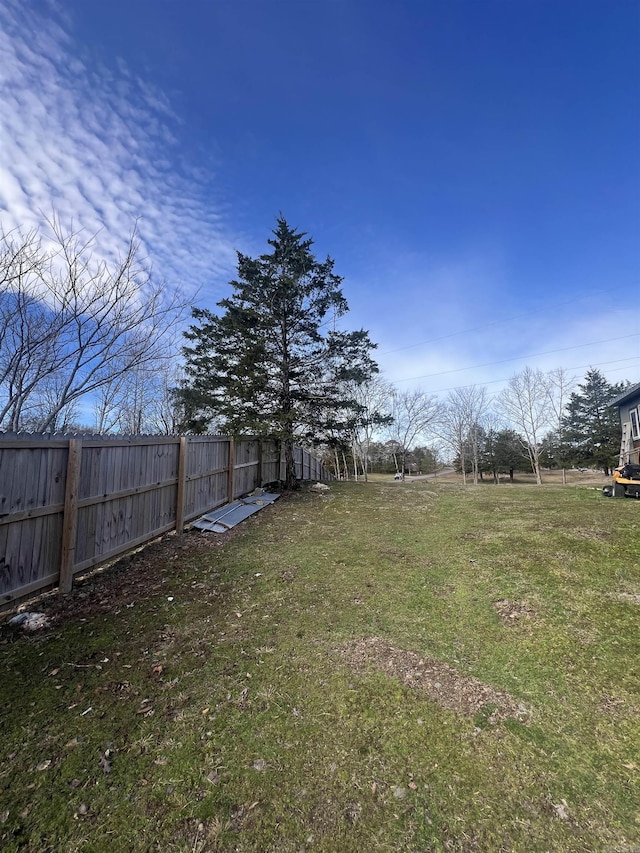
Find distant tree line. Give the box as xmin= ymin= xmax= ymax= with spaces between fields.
xmin=440 ymin=367 xmax=623 ymax=482
xmin=310 ymin=367 xmax=623 ymax=483
xmin=1 ymin=215 xmax=626 ymax=486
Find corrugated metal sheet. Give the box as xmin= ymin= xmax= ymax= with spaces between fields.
xmin=192 ymin=492 xmax=280 ymax=533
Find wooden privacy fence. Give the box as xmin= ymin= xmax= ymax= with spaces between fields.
xmin=0 ymin=434 xmax=332 ymax=608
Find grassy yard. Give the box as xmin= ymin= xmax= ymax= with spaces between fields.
xmin=1 ymin=479 xmax=639 ymax=852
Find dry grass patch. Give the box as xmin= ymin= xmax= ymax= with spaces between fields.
xmin=492 ymin=597 xmax=536 ymax=624
xmin=338 ymin=636 xmax=528 ymax=722
xmin=606 ymin=591 xmax=640 ymax=605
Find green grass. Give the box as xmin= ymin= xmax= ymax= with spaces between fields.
xmin=1 ymin=480 xmax=639 ymax=852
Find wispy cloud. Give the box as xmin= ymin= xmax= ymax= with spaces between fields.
xmin=0 ymin=0 xmax=237 ymax=296
xmin=350 ymin=247 xmax=640 ymax=397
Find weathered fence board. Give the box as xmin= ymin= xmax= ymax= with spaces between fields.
xmin=0 ymin=434 xmax=332 ymax=608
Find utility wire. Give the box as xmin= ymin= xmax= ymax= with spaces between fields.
xmin=424 ymin=355 xmax=640 ymax=396
xmin=390 ymin=334 xmax=639 ymax=384
xmin=378 ymin=287 xmax=617 ymax=356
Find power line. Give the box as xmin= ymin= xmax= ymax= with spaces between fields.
xmin=423 ymin=355 xmax=640 ymax=396
xmin=378 ymin=288 xmax=619 ymax=356
xmin=389 ymin=333 xmax=639 ymax=384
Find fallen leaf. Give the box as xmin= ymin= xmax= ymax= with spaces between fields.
xmin=622 ymin=762 xmax=637 ymax=770
xmin=153 ymin=757 xmax=167 ymax=766
xmin=408 ymin=781 xmax=417 ymax=790
xmin=49 ymin=668 xmax=60 ymax=677
xmin=99 ymin=755 xmax=111 ymax=774
xmin=201 ymin=708 xmax=209 ymax=715
xmin=371 ymin=782 xmax=377 ymax=795
xmin=152 ymin=665 xmax=163 ymax=675
xmin=36 ymin=760 xmax=52 ymax=771
xmin=252 ymin=759 xmax=266 ymax=771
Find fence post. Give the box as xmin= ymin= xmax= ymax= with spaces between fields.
xmin=256 ymin=439 xmax=263 ymax=487
xmin=59 ymin=438 xmax=82 ymax=595
xmin=175 ymin=436 xmax=187 ymax=534
xmin=227 ymin=437 xmax=235 ymax=503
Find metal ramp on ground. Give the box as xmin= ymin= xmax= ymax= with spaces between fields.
xmin=192 ymin=492 xmax=280 ymax=533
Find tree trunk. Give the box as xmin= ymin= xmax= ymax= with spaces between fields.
xmin=341 ymin=449 xmax=349 ymax=481
xmin=284 ymin=439 xmax=297 ymax=490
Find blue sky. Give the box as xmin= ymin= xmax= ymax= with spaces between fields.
xmin=1 ymin=0 xmax=638 ymax=398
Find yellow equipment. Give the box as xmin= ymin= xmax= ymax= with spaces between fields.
xmin=604 ymin=463 xmax=640 ymax=498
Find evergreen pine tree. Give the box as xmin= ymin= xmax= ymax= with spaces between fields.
xmin=177 ymin=217 xmax=379 ymax=488
xmin=561 ymin=368 xmax=624 ymax=474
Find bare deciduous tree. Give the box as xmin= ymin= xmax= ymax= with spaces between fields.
xmin=349 ymin=376 xmax=394 ymax=481
xmin=0 ymin=217 xmax=186 ymax=433
xmin=546 ymin=367 xmax=576 ymax=484
xmin=94 ymin=363 xmax=184 ymax=435
xmin=438 ymin=385 xmax=490 ymax=485
xmin=388 ymin=388 xmax=440 ymax=478
xmin=496 ymin=367 xmax=552 ymax=484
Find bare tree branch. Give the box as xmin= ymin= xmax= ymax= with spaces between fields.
xmin=0 ymin=216 xmax=187 ymax=433
xmin=496 ymin=367 xmax=552 ymax=484
xmin=388 ymin=388 xmax=441 ymax=478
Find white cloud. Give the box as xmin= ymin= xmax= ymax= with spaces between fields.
xmin=378 ymin=305 xmax=639 ymax=403
xmin=0 ymin=0 xmax=237 ymax=296
xmin=352 ymin=249 xmax=640 ymax=399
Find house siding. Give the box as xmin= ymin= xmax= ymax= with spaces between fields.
xmin=617 ymin=395 xmax=640 ymax=464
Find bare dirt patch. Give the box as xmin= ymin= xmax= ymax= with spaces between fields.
xmin=338 ymin=636 xmax=528 ymax=721
xmin=571 ymin=526 xmax=610 ymax=541
xmin=492 ymin=598 xmax=536 ymax=624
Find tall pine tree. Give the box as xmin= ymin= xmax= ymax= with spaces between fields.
xmin=561 ymin=368 xmax=624 ymax=474
xmin=177 ymin=217 xmax=379 ymax=487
